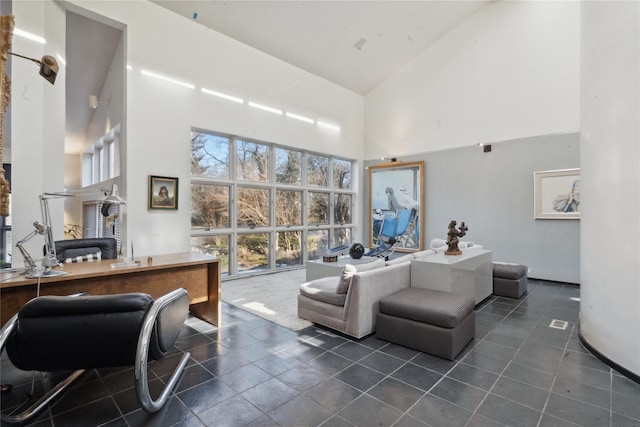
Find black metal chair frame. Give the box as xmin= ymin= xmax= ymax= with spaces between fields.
xmin=0 ymin=288 xmax=190 ymax=424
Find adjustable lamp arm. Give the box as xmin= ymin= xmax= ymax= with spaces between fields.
xmin=16 ymin=229 xmax=39 ymax=272
xmin=39 ymin=195 xmax=59 ymax=268
xmin=16 ymin=223 xmax=45 ymax=276
xmin=8 ymin=51 xmax=41 ymax=65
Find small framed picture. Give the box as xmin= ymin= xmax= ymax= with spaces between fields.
xmin=149 ymin=175 xmax=178 ymax=210
xmin=534 ymin=168 xmax=580 ymax=219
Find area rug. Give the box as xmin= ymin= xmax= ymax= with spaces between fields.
xmin=222 ymin=269 xmax=313 ymax=331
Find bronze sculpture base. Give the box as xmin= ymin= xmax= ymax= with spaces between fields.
xmin=445 ymin=250 xmax=462 ymax=256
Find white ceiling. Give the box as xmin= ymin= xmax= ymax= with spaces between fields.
xmin=150 ymin=0 xmax=491 ymax=95
xmin=66 ymin=11 xmax=122 ymax=154
xmin=65 ymin=0 xmax=491 ymax=153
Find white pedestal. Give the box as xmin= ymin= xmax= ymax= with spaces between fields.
xmin=410 ymin=248 xmax=493 ymax=305
xmin=306 ymin=256 xmax=378 ymax=281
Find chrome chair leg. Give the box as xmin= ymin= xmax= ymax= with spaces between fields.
xmin=134 ymin=288 xmax=190 ymax=413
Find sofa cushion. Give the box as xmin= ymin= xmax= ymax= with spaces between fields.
xmin=429 ymin=238 xmax=447 ymax=249
xmin=379 ymin=288 xmax=474 ymax=329
xmin=300 ymin=277 xmax=347 ymax=306
xmin=385 ymin=254 xmax=413 ymax=266
xmin=336 ymin=258 xmax=386 ymax=294
xmin=493 ymin=262 xmax=527 ymax=280
xmin=411 ymin=249 xmax=436 ymax=259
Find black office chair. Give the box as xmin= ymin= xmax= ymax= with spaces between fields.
xmin=53 ymin=237 xmax=118 ymax=263
xmin=0 ymin=288 xmax=190 ymax=424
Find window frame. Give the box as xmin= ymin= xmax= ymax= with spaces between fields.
xmin=190 ymin=129 xmax=355 ymax=278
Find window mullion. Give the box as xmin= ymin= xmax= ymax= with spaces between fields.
xmin=191 ymin=128 xmax=354 ymax=276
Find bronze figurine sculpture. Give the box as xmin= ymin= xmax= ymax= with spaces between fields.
xmin=445 ymin=220 xmax=468 ymax=255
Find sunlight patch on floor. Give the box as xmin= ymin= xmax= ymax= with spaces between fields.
xmin=242 ymin=301 xmax=276 ymax=316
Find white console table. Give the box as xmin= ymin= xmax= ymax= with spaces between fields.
xmin=306 ymin=256 xmax=378 ymax=281
xmin=410 ymin=248 xmax=493 ymax=305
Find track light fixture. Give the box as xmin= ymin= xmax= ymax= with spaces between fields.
xmin=9 ymin=52 xmax=58 ymax=84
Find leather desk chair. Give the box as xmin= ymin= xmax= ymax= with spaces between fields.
xmin=0 ymin=288 xmax=190 ymax=424
xmin=53 ymin=237 xmax=118 ymax=262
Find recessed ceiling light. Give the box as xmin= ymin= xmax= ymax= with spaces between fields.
xmin=286 ymin=112 xmax=314 ymax=124
xmin=317 ymin=121 xmax=341 ymax=132
xmin=140 ymin=69 xmax=195 ymax=90
xmin=202 ymin=88 xmax=244 ymax=104
xmin=248 ymin=101 xmax=282 ymax=115
xmin=14 ymin=28 xmax=46 ymax=44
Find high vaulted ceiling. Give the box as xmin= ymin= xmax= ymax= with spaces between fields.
xmin=65 ymin=1 xmax=491 ymax=154
xmin=151 ymin=0 xmax=491 ymax=95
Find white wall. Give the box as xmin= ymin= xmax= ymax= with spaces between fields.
xmin=365 ymin=132 xmax=580 ymax=284
xmin=580 ymin=1 xmax=639 ymax=377
xmin=12 ymin=0 xmax=364 ymax=258
xmin=364 ymin=0 xmax=580 ymax=159
xmin=11 ymin=0 xmax=66 ymax=261
xmin=63 ymin=20 xmax=125 ymax=232
xmin=362 ymin=0 xmax=582 ymax=283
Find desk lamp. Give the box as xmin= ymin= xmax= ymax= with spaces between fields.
xmin=17 ymin=184 xmax=126 ymax=278
xmin=15 ymin=222 xmax=48 ymax=278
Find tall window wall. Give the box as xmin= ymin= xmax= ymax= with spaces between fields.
xmin=190 ymin=129 xmax=354 ymax=277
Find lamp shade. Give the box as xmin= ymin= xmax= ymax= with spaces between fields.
xmin=38 ymin=55 xmax=58 ymax=85
xmin=103 ymin=184 xmax=127 ymax=205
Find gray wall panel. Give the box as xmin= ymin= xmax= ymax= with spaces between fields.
xmin=364 ymin=132 xmax=580 ymax=284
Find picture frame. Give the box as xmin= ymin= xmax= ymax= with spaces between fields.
xmin=534 ymin=168 xmax=580 ymax=219
xmin=369 ymin=161 xmax=424 ymax=251
xmin=148 ymin=175 xmax=179 ymax=210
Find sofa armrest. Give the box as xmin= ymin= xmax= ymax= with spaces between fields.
xmin=342 ymin=261 xmax=411 ymax=338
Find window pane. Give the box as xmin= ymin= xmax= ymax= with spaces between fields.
xmin=276 ymin=148 xmax=302 ymax=185
xmin=307 ymin=192 xmax=329 ymax=225
xmin=191 ymin=184 xmax=230 ymax=229
xmin=307 ymin=154 xmax=328 ymax=187
xmin=332 ymin=228 xmax=352 ymax=248
xmin=237 ymin=140 xmax=269 ymax=182
xmin=276 ymin=190 xmax=302 ymax=226
xmin=237 ymin=187 xmax=270 ymax=228
xmin=238 ymin=233 xmax=269 ymax=273
xmin=108 ymin=141 xmax=115 ymax=179
xmin=276 ymin=231 xmax=302 ymax=268
xmin=307 ymin=229 xmax=329 ymax=260
xmin=333 ymin=159 xmax=351 ymax=189
xmin=335 ymin=194 xmax=352 ymax=224
xmin=191 ymin=132 xmax=230 ymax=179
xmin=191 ymin=235 xmax=229 ymax=277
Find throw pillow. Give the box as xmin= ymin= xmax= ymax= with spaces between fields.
xmin=336 ymin=258 xmax=386 ymax=294
xmin=65 ymin=251 xmax=102 ymax=263
xmin=336 ymin=264 xmax=357 ymax=294
xmin=385 ymin=254 xmax=413 ymax=265
xmin=429 ymin=238 xmax=447 ymax=249
xmin=411 ymin=249 xmax=436 ymax=259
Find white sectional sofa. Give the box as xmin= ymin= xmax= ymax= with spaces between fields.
xmin=297 ymin=250 xmax=437 ymax=338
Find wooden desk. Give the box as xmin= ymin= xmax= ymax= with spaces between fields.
xmin=0 ymin=252 xmax=221 ymax=327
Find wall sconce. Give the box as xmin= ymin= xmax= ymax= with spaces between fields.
xmin=478 ymin=143 xmax=492 ymax=153
xmin=8 ymin=52 xmax=59 ymax=84
xmin=89 ymin=95 xmax=110 ymax=109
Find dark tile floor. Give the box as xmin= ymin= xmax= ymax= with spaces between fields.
xmin=2 ymin=279 xmax=640 ymax=427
